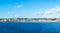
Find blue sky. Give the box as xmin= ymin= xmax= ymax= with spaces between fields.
xmin=0 ymin=0 xmax=60 ymax=18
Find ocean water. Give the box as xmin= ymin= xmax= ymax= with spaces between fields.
xmin=0 ymin=22 xmax=60 ymax=33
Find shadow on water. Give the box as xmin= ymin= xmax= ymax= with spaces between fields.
xmin=0 ymin=22 xmax=60 ymax=33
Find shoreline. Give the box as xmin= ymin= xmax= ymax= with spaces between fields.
xmin=0 ymin=18 xmax=60 ymax=22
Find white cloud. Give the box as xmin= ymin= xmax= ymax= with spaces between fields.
xmin=31 ymin=7 xmax=60 ymax=18
xmin=44 ymin=7 xmax=60 ymax=14
xmin=15 ymin=3 xmax=23 ymax=8
xmin=16 ymin=4 xmax=23 ymax=8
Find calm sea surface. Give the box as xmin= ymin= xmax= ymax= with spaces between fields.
xmin=0 ymin=22 xmax=60 ymax=33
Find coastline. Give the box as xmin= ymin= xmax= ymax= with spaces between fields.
xmin=0 ymin=18 xmax=60 ymax=22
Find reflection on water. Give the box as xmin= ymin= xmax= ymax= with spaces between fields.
xmin=0 ymin=22 xmax=60 ymax=33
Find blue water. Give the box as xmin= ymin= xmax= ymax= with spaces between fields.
xmin=0 ymin=22 xmax=60 ymax=33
